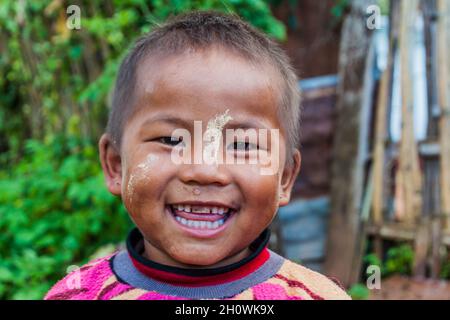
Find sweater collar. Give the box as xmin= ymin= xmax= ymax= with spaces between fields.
xmin=126 ymin=228 xmax=271 ymax=287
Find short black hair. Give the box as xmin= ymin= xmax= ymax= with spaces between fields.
xmin=107 ymin=10 xmax=300 ymax=161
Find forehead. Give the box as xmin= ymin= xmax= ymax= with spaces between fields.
xmin=130 ymin=47 xmax=282 ymax=126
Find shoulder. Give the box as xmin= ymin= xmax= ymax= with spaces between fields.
xmin=44 ymin=253 xmax=120 ymax=300
xmin=266 ymin=257 xmax=351 ymax=300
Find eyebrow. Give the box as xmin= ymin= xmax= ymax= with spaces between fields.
xmin=140 ymin=116 xmax=191 ymax=129
xmin=140 ymin=115 xmax=270 ymax=130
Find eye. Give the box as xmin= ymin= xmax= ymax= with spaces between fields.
xmin=156 ymin=136 xmax=184 ymax=147
xmin=228 ymin=141 xmax=258 ymax=151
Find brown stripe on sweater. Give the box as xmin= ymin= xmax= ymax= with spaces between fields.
xmin=327 ymin=276 xmax=346 ymax=291
xmin=97 ymin=281 xmax=121 ymax=300
xmin=274 ymin=274 xmax=324 ymax=300
xmin=46 ymin=288 xmax=88 ymax=300
xmin=78 ymin=265 xmax=94 ymax=273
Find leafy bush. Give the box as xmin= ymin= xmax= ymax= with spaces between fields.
xmin=0 ymin=136 xmax=131 ymax=299
xmin=0 ymin=0 xmax=286 ymax=151
xmin=383 ymin=244 xmax=414 ymax=276
xmin=363 ymin=243 xmax=414 ymax=279
xmin=348 ymin=283 xmax=369 ymax=300
xmin=350 ymin=244 xmax=415 ymax=300
xmin=440 ymin=255 xmax=450 ymax=280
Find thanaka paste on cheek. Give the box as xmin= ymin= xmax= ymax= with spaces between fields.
xmin=126 ymin=154 xmax=159 ymax=206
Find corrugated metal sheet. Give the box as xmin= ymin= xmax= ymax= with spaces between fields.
xmin=278 ymin=197 xmax=330 ymax=272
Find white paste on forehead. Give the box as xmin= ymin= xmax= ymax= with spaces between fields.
xmin=203 ymin=109 xmax=233 ymax=165
xmin=206 ymin=109 xmax=233 ymax=132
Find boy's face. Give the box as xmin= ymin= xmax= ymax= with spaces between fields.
xmin=100 ymin=47 xmax=300 ymax=267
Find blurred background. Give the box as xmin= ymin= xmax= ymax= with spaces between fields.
xmin=1 ymin=0 xmax=449 ymax=300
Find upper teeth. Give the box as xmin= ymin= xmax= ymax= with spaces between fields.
xmin=173 ymin=205 xmax=228 ymax=215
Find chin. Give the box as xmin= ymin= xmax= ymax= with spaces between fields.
xmin=171 ymin=249 xmax=225 ymax=267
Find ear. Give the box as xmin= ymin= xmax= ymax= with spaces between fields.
xmin=99 ymin=134 xmax=123 ymax=196
xmin=278 ymin=149 xmax=301 ymax=206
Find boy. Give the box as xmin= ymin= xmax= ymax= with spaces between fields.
xmin=45 ymin=11 xmax=350 ymax=300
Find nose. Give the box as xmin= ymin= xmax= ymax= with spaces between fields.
xmin=176 ymin=129 xmax=232 ymax=186
xmin=178 ymin=162 xmax=231 ymax=186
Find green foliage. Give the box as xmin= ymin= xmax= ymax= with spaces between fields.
xmin=378 ymin=0 xmax=390 ymax=16
xmin=0 ymin=136 xmax=132 ymax=299
xmin=383 ymin=244 xmax=414 ymax=276
xmin=348 ymin=283 xmax=369 ymax=300
xmin=330 ymin=0 xmax=389 ymax=22
xmin=440 ymin=257 xmax=450 ymax=280
xmin=330 ymin=0 xmax=349 ymax=20
xmin=363 ymin=243 xmax=414 ymax=279
xmin=364 ymin=252 xmax=382 ymax=269
xmin=350 ymin=244 xmax=415 ymax=300
xmin=0 ymin=0 xmax=286 ymax=150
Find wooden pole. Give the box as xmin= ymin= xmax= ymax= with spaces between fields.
xmin=372 ymin=71 xmax=390 ymax=226
xmin=397 ymin=0 xmax=427 ymax=277
xmin=396 ymin=0 xmax=423 ymax=225
xmin=421 ymin=0 xmax=442 ymax=279
xmin=371 ymin=6 xmax=396 ymax=257
xmin=324 ymin=0 xmax=376 ymax=287
xmin=437 ymin=0 xmax=450 ymax=231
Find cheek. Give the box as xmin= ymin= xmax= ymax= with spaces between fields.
xmin=122 ymin=154 xmax=164 ymax=211
xmin=240 ymin=163 xmax=280 ymax=188
xmin=234 ymin=165 xmax=280 ymax=210
xmin=123 ymin=172 xmax=146 ymax=210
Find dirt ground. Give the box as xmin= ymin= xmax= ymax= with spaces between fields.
xmin=368 ymin=275 xmax=450 ymax=300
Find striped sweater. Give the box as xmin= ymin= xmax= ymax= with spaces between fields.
xmin=44 ymin=229 xmax=350 ymax=300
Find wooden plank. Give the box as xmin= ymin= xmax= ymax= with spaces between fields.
xmin=366 ymin=222 xmax=416 ymax=240
xmin=371 ymin=1 xmax=397 ymax=259
xmin=397 ymin=0 xmax=427 ymax=277
xmin=437 ymin=0 xmax=450 ymax=230
xmin=442 ymin=231 xmax=450 ymax=246
xmin=324 ymin=0 xmax=376 ymax=287
xmin=421 ymin=5 xmax=443 ymax=280
xmin=367 ymin=222 xmax=450 ymax=248
xmin=372 ymin=70 xmax=390 ymax=225
xmin=395 ymin=0 xmax=423 ymax=225
xmin=430 ymin=216 xmax=442 ymax=278
xmin=413 ymin=218 xmax=430 ymax=277
xmin=422 ymin=0 xmax=440 ymax=139
xmin=352 ymin=166 xmax=374 ymax=284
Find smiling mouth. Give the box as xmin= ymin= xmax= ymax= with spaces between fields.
xmin=167 ymin=204 xmax=235 ymax=230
